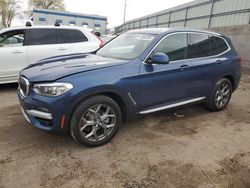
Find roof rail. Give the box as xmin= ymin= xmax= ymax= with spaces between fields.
xmin=26 ymin=21 xmax=32 ymax=27
xmin=55 ymin=21 xmax=61 ymax=27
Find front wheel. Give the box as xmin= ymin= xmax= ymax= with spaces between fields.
xmin=70 ymin=95 xmax=122 ymax=147
xmin=205 ymin=78 xmax=232 ymax=111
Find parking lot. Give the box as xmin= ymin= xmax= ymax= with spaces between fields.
xmin=0 ymin=71 xmax=249 ymax=188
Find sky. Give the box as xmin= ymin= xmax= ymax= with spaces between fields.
xmin=14 ymin=0 xmax=194 ymax=28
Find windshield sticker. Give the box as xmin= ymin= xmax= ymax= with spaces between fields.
xmin=135 ymin=36 xmax=155 ymax=41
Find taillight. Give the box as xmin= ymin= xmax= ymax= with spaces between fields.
xmin=91 ymin=32 xmax=105 ymax=48
xmin=237 ymin=56 xmax=242 ymax=65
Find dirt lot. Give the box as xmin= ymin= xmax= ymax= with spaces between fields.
xmin=0 ymin=73 xmax=250 ymax=188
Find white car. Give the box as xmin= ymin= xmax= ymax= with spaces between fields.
xmin=0 ymin=25 xmax=103 ymax=84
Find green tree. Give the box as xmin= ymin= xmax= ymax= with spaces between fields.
xmin=29 ymin=0 xmax=65 ymax=11
xmin=0 ymin=0 xmax=22 ymax=28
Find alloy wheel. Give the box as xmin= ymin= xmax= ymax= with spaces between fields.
xmin=214 ymin=81 xmax=231 ymax=108
xmin=79 ymin=104 xmax=116 ymax=142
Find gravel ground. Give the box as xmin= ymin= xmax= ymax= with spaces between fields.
xmin=0 ymin=73 xmax=250 ymax=188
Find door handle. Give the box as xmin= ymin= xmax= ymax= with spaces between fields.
xmin=216 ymin=60 xmax=222 ymax=64
xmin=58 ymin=47 xmax=67 ymax=51
xmin=179 ymin=64 xmax=189 ymax=70
xmin=12 ymin=50 xmax=23 ymax=54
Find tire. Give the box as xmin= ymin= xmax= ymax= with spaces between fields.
xmin=205 ymin=78 xmax=232 ymax=111
xmin=70 ymin=95 xmax=122 ymax=147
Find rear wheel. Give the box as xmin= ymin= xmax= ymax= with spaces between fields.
xmin=205 ymin=78 xmax=232 ymax=111
xmin=70 ymin=95 xmax=122 ymax=147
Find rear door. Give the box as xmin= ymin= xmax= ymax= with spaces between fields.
xmin=139 ymin=33 xmax=193 ymax=110
xmin=0 ymin=29 xmax=28 ymax=83
xmin=59 ymin=29 xmax=97 ymax=53
xmin=27 ymin=28 xmax=70 ymax=65
xmin=188 ymin=33 xmax=230 ymax=97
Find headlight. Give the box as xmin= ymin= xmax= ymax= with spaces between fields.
xmin=33 ymin=83 xmax=73 ymax=97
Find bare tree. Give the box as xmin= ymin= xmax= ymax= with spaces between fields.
xmin=0 ymin=0 xmax=22 ymax=28
xmin=29 ymin=0 xmax=65 ymax=11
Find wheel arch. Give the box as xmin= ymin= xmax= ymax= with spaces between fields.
xmin=67 ymin=88 xmax=130 ymax=133
xmin=222 ymin=74 xmax=236 ymax=91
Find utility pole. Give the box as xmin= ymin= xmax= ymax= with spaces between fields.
xmin=123 ymin=0 xmax=127 ymax=23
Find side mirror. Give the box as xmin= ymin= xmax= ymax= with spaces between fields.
xmin=149 ymin=52 xmax=169 ymax=64
xmin=95 ymin=32 xmax=101 ymax=37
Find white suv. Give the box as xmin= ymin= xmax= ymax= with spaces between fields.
xmin=0 ymin=25 xmax=103 ymax=84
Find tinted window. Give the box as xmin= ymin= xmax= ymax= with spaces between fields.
xmin=210 ymin=36 xmax=217 ymax=56
xmin=29 ymin=29 xmax=60 ymax=45
xmin=210 ymin=36 xmax=228 ymax=55
xmin=60 ymin=29 xmax=88 ymax=43
xmin=56 ymin=30 xmax=65 ymax=44
xmin=189 ymin=34 xmax=210 ymax=58
xmin=153 ymin=33 xmax=188 ymax=61
xmin=216 ymin=37 xmax=228 ymax=53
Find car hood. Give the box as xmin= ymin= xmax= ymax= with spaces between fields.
xmin=21 ymin=53 xmax=129 ymax=82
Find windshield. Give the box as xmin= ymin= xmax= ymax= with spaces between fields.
xmin=97 ymin=33 xmax=156 ymax=60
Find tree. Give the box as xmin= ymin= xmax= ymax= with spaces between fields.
xmin=29 ymin=0 xmax=65 ymax=11
xmin=0 ymin=0 xmax=22 ymax=28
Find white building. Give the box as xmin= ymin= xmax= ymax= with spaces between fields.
xmin=33 ymin=9 xmax=108 ymax=34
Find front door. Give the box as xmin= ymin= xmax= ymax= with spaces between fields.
xmin=0 ymin=30 xmax=28 ymax=83
xmin=139 ymin=33 xmax=193 ymax=110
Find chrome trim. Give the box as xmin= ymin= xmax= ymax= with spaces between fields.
xmin=18 ymin=76 xmax=30 ymax=97
xmin=143 ymin=31 xmax=231 ymax=65
xmin=128 ymin=92 xmax=136 ymax=105
xmin=26 ymin=109 xmax=52 ymax=120
xmin=139 ymin=97 xmax=206 ymax=114
xmin=33 ymin=82 xmax=73 ymax=87
xmin=21 ymin=108 xmax=31 ymax=123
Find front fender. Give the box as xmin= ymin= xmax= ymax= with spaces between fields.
xmin=68 ymin=85 xmax=137 ymax=124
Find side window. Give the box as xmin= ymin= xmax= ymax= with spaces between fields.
xmin=210 ymin=36 xmax=218 ymax=56
xmin=210 ymin=36 xmax=229 ymax=55
xmin=29 ymin=29 xmax=58 ymax=45
xmin=56 ymin=29 xmax=65 ymax=44
xmin=60 ymin=29 xmax=88 ymax=43
xmin=153 ymin=33 xmax=188 ymax=61
xmin=189 ymin=34 xmax=210 ymax=58
xmin=0 ymin=30 xmax=24 ymax=48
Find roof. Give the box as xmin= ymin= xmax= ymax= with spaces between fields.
xmin=33 ymin=9 xmax=107 ymax=21
xmin=127 ymin=28 xmax=170 ymax=35
xmin=127 ymin=28 xmax=221 ymax=36
xmin=0 ymin=25 xmax=93 ymax=34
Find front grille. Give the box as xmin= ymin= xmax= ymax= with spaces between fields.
xmin=18 ymin=76 xmax=30 ymax=97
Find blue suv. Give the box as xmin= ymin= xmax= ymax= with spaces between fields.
xmin=18 ymin=28 xmax=241 ymax=146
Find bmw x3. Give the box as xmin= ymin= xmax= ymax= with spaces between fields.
xmin=18 ymin=28 xmax=241 ymax=146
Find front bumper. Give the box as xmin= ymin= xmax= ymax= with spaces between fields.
xmin=26 ymin=109 xmax=52 ymax=120
xmin=21 ymin=107 xmax=53 ymax=123
xmin=18 ymin=89 xmax=70 ymax=134
xmin=21 ymin=107 xmax=31 ymax=123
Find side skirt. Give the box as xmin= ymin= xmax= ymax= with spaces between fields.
xmin=139 ymin=97 xmax=206 ymax=115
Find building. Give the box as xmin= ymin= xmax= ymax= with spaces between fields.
xmin=115 ymin=0 xmax=250 ymax=33
xmin=33 ymin=9 xmax=108 ymax=34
